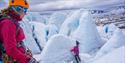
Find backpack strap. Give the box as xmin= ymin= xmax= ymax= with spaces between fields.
xmin=10 ymin=18 xmax=21 ymax=36
xmin=0 ymin=13 xmax=9 ymax=21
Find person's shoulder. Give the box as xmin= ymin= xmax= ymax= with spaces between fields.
xmin=0 ymin=19 xmax=16 ymax=27
xmin=1 ymin=18 xmax=13 ymax=24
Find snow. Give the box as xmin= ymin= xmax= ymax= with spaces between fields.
xmin=45 ymin=24 xmax=58 ymax=40
xmin=110 ymin=8 xmax=125 ymax=15
xmin=48 ymin=12 xmax=68 ymax=29
xmin=59 ymin=10 xmax=82 ymax=36
xmin=44 ymin=12 xmax=69 ymax=40
xmin=29 ymin=22 xmax=47 ymax=49
xmin=103 ymin=23 xmax=118 ymax=39
xmin=96 ymin=23 xmax=119 ymax=42
xmin=94 ymin=28 xmax=125 ymax=59
xmin=40 ymin=34 xmax=75 ymax=63
xmin=19 ymin=9 xmax=125 ymax=63
xmin=71 ymin=11 xmax=104 ymax=53
xmin=92 ymin=46 xmax=125 ymax=63
xmin=25 ymin=12 xmax=47 ymax=24
xmin=96 ymin=26 xmax=108 ymax=42
xmin=33 ymin=53 xmax=42 ymax=62
xmin=20 ymin=21 xmax=41 ymax=54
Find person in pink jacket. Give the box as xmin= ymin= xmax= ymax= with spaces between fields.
xmin=71 ymin=40 xmax=81 ymax=63
xmin=0 ymin=0 xmax=37 ymax=63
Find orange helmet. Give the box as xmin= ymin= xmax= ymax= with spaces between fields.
xmin=9 ymin=0 xmax=29 ymax=8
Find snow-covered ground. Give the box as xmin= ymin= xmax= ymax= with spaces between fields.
xmin=71 ymin=11 xmax=104 ymax=53
xmin=20 ymin=21 xmax=42 ymax=54
xmin=92 ymin=46 xmax=125 ymax=63
xmin=40 ymin=35 xmax=75 ymax=63
xmin=21 ymin=8 xmax=125 ymax=63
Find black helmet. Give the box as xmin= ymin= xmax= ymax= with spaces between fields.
xmin=76 ymin=40 xmax=80 ymax=45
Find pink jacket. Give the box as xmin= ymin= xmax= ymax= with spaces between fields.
xmin=0 ymin=19 xmax=30 ymax=63
xmin=70 ymin=45 xmax=79 ymax=55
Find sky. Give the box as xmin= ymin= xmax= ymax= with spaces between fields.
xmin=29 ymin=0 xmax=125 ymax=12
xmin=0 ymin=0 xmax=125 ymax=11
xmin=0 ymin=0 xmax=7 ymax=9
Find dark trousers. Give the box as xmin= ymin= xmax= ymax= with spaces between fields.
xmin=75 ymin=55 xmax=81 ymax=63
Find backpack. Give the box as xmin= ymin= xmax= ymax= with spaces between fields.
xmin=0 ymin=12 xmax=20 ymax=63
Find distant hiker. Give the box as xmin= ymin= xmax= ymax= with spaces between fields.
xmin=0 ymin=0 xmax=37 ymax=63
xmin=70 ymin=40 xmax=81 ymax=63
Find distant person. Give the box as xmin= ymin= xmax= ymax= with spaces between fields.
xmin=0 ymin=0 xmax=37 ymax=63
xmin=70 ymin=40 xmax=81 ymax=63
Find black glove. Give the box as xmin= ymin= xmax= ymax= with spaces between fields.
xmin=28 ymin=58 xmax=38 ymax=63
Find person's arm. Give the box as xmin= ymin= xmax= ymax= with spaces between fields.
xmin=70 ymin=47 xmax=75 ymax=52
xmin=1 ymin=20 xmax=30 ymax=63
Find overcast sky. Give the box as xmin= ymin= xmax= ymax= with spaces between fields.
xmin=29 ymin=0 xmax=125 ymax=12
xmin=0 ymin=0 xmax=125 ymax=11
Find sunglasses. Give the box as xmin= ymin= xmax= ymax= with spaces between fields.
xmin=11 ymin=6 xmax=28 ymax=14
